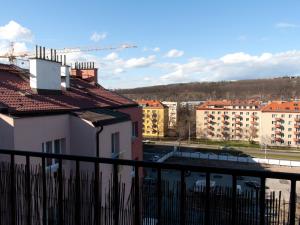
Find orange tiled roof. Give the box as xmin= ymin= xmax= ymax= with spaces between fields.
xmin=197 ymin=99 xmax=261 ymax=110
xmin=136 ymin=99 xmax=165 ymax=108
xmin=261 ymin=101 xmax=300 ymax=112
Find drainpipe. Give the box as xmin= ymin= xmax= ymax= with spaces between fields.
xmin=96 ymin=126 xmax=104 ymax=157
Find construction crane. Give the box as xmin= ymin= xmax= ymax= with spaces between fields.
xmin=56 ymin=43 xmax=137 ymax=53
xmin=0 ymin=42 xmax=137 ymax=65
xmin=0 ymin=42 xmax=31 ymax=64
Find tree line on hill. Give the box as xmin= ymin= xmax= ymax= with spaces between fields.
xmin=116 ymin=76 xmax=300 ymax=102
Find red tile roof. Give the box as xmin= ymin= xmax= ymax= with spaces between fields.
xmin=261 ymin=101 xmax=300 ymax=112
xmin=136 ymin=99 xmax=166 ymax=108
xmin=197 ymin=99 xmax=262 ymax=110
xmin=0 ymin=64 xmax=137 ymax=115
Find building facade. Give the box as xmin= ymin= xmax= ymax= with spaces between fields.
xmin=260 ymin=101 xmax=300 ymax=147
xmin=196 ymin=100 xmax=300 ymax=147
xmin=0 ymin=54 xmax=143 ymax=198
xmin=196 ymin=100 xmax=261 ymax=142
xmin=162 ymin=101 xmax=177 ymax=128
xmin=137 ymin=100 xmax=169 ymax=138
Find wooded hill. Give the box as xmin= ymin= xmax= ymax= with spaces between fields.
xmin=116 ymin=76 xmax=300 ymax=101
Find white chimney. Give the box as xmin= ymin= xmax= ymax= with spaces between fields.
xmin=29 ymin=46 xmax=62 ymax=94
xmin=61 ymin=65 xmax=70 ymax=90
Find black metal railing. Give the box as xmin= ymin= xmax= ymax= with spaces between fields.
xmin=0 ymin=148 xmax=299 ymax=225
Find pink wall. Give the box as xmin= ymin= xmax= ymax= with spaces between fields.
xmin=118 ymin=106 xmax=143 ymax=161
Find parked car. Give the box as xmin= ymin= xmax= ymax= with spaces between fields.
xmin=245 ymin=181 xmax=260 ymax=189
xmin=152 ymin=155 xmax=160 ymax=161
xmin=193 ymin=179 xmax=216 ymax=192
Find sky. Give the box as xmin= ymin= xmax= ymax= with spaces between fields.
xmin=0 ymin=0 xmax=300 ymax=89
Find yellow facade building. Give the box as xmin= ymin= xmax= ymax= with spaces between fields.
xmin=137 ymin=100 xmax=169 ymax=137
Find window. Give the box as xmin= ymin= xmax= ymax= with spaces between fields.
xmin=288 ymin=135 xmax=292 ymax=138
xmin=289 ymin=114 xmax=292 ymax=118
xmin=42 ymin=138 xmax=66 ymax=169
xmin=132 ymin=122 xmax=139 ymax=138
xmin=288 ymin=128 xmax=292 ymax=131
xmin=288 ymin=141 xmax=291 ymax=145
xmin=288 ymin=121 xmax=292 ymax=125
xmin=246 ymin=112 xmax=249 ymax=115
xmin=246 ymin=118 xmax=249 ymax=121
xmin=111 ymin=132 xmax=120 ymax=158
xmin=272 ymin=114 xmax=276 ymax=118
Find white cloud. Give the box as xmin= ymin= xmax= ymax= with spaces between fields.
xmin=165 ymin=49 xmax=184 ymax=58
xmin=124 ymin=55 xmax=156 ymax=68
xmin=275 ymin=22 xmax=299 ymax=29
xmin=143 ymin=47 xmax=160 ymax=52
xmin=0 ymin=20 xmax=33 ymax=42
xmin=90 ymin=32 xmax=107 ymax=42
xmin=159 ymin=50 xmax=300 ymax=83
xmin=113 ymin=68 xmax=124 ymax=74
xmin=104 ymin=52 xmax=118 ymax=61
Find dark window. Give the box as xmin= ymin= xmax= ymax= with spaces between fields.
xmin=132 ymin=121 xmax=139 ymax=138
xmin=111 ymin=132 xmax=120 ymax=158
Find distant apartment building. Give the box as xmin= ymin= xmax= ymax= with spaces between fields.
xmin=180 ymin=101 xmax=205 ymax=110
xmin=137 ymin=100 xmax=168 ymax=137
xmin=162 ymin=101 xmax=177 ymax=128
xmin=260 ymin=101 xmax=300 ymax=147
xmin=196 ymin=100 xmax=300 ymax=147
xmin=196 ymin=100 xmax=262 ymax=142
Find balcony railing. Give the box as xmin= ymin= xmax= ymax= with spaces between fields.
xmin=0 ymin=149 xmax=299 ymax=225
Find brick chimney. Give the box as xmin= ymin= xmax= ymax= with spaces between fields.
xmin=70 ymin=62 xmax=98 ymax=84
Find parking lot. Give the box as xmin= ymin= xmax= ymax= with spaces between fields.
xmin=143 ymin=144 xmax=300 ymax=201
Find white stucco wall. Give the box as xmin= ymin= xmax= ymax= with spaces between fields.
xmin=13 ymin=114 xmax=71 ymax=153
xmin=30 ymin=59 xmax=61 ymax=91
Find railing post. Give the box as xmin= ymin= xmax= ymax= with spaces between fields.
xmin=231 ymin=175 xmax=237 ymax=225
xmin=75 ymin=160 xmax=81 ymax=225
xmin=205 ymin=172 xmax=210 ymax=225
xmin=260 ymin=177 xmax=266 ymax=225
xmin=58 ymin=158 xmax=63 ymax=225
xmin=10 ymin=154 xmax=15 ymax=225
xmin=157 ymin=168 xmax=162 ymax=225
xmin=113 ymin=164 xmax=119 ymax=225
xmin=180 ymin=169 xmax=186 ymax=225
xmin=94 ymin=162 xmax=100 ymax=225
xmin=42 ymin=157 xmax=47 ymax=225
xmin=289 ymin=179 xmax=296 ymax=225
xmin=134 ymin=165 xmax=140 ymax=225
xmin=26 ymin=155 xmax=31 ymax=225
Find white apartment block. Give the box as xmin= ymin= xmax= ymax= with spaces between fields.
xmin=196 ymin=100 xmax=262 ymax=142
xmin=196 ymin=100 xmax=300 ymax=147
xmin=260 ymin=101 xmax=300 ymax=147
xmin=162 ymin=101 xmax=178 ymax=128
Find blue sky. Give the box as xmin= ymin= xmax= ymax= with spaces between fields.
xmin=1 ymin=0 xmax=300 ymax=88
